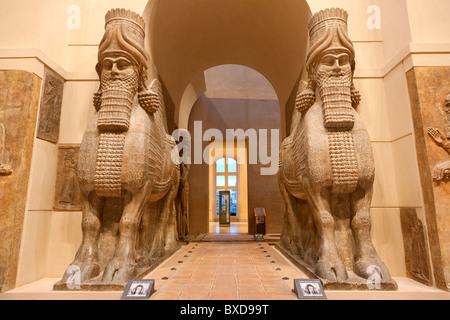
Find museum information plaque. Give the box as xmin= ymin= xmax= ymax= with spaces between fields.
xmin=293 ymin=279 xmax=327 ymax=300
xmin=121 ymin=279 xmax=155 ymax=300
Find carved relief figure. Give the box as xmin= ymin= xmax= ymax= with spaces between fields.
xmin=0 ymin=123 xmax=12 ymax=176
xmin=59 ymin=149 xmax=79 ymax=206
xmin=54 ymin=147 xmax=81 ymax=210
xmin=427 ymin=94 xmax=450 ymax=181
xmin=400 ymin=208 xmax=431 ymax=285
xmin=176 ymin=150 xmax=190 ymax=239
xmin=56 ymin=9 xmax=180 ymax=288
xmin=278 ymin=8 xmax=394 ymax=287
xmin=37 ymin=70 xmax=64 ymax=143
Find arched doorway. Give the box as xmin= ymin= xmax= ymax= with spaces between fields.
xmin=186 ymin=64 xmax=282 ymax=236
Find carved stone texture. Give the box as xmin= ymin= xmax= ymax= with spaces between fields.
xmin=54 ymin=9 xmax=180 ymax=291
xmin=176 ymin=161 xmax=190 ymax=240
xmin=427 ymin=95 xmax=450 ymax=182
xmin=446 ymin=94 xmax=450 ymax=139
xmin=400 ymin=208 xmax=431 ymax=286
xmin=0 ymin=70 xmax=42 ymax=292
xmin=278 ymin=8 xmax=396 ymax=290
xmin=53 ymin=146 xmax=82 ymax=211
xmin=0 ymin=123 xmax=12 ymax=176
xmin=36 ymin=69 xmax=64 ymax=143
xmin=407 ymin=67 xmax=450 ymax=291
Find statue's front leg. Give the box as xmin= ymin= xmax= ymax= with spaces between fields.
xmin=306 ymin=186 xmax=348 ymax=282
xmin=150 ymin=179 xmax=180 ymax=258
xmin=102 ymin=183 xmax=152 ymax=285
xmin=351 ymin=185 xmax=392 ymax=282
xmin=180 ymin=185 xmax=189 ymax=237
xmin=59 ymin=190 xmax=104 ymax=286
xmin=279 ymin=180 xmax=302 ymax=255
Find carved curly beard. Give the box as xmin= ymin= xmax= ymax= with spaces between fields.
xmin=315 ymin=67 xmax=358 ymax=193
xmin=315 ymin=68 xmax=354 ymax=131
xmin=97 ymin=71 xmax=139 ymax=132
xmin=94 ymin=71 xmax=139 ymax=197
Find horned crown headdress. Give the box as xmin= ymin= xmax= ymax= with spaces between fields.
xmin=94 ymin=9 xmax=161 ymax=114
xmin=306 ymin=8 xmax=355 ymax=75
xmin=98 ymin=8 xmax=149 ymax=71
xmin=296 ymin=8 xmax=360 ymax=114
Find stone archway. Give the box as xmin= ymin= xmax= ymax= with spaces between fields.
xmin=143 ymin=0 xmax=312 ymax=137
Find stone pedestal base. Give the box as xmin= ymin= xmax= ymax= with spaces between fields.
xmin=275 ymin=244 xmax=398 ymax=291
xmin=53 ymin=247 xmax=180 ymax=292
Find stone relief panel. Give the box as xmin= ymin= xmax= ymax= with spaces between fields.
xmin=176 ymin=160 xmax=190 ymax=240
xmin=406 ymin=66 xmax=450 ymax=291
xmin=53 ymin=146 xmax=81 ymax=211
xmin=36 ymin=69 xmax=64 ymax=143
xmin=400 ymin=208 xmax=431 ymax=286
xmin=0 ymin=70 xmax=41 ymax=292
xmin=427 ymin=94 xmax=450 ymax=182
xmin=0 ymin=123 xmax=12 ymax=176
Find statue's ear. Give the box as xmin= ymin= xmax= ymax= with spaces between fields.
xmin=138 ymin=78 xmax=162 ymax=114
xmin=296 ymin=79 xmax=316 ymax=114
xmin=93 ymin=63 xmax=103 ymax=112
xmin=351 ymin=82 xmax=361 ymax=109
xmin=95 ymin=63 xmax=102 ymax=79
xmin=138 ymin=64 xmax=149 ymax=93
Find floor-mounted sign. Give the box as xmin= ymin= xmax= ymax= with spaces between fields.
xmin=293 ymin=279 xmax=327 ymax=300
xmin=121 ymin=279 xmax=155 ymax=300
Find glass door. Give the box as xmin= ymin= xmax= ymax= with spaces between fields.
xmin=215 ymin=157 xmax=238 ymax=219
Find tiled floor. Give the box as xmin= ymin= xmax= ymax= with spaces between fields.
xmin=2 ymin=238 xmax=450 ymax=300
xmin=146 ymin=241 xmax=304 ymax=300
xmin=208 ymin=221 xmax=249 ymax=234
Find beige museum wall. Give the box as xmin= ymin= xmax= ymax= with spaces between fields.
xmin=0 ymin=58 xmax=64 ymax=288
xmin=1 ymin=0 xmax=449 ymax=288
xmin=14 ymin=86 xmax=60 ymax=287
xmin=406 ymin=0 xmax=450 ymax=44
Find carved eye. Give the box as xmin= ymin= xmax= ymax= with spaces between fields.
xmin=117 ymin=59 xmax=132 ymax=70
xmin=322 ymin=56 xmax=335 ymax=66
xmin=103 ymin=60 xmax=113 ymax=70
xmin=339 ymin=55 xmax=350 ymax=66
xmin=117 ymin=61 xmax=127 ymax=70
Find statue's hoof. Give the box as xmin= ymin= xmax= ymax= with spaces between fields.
xmin=55 ymin=262 xmax=100 ymax=289
xmin=280 ymin=237 xmax=301 ymax=256
xmin=280 ymin=236 xmax=291 ymax=250
xmin=354 ymin=258 xmax=392 ymax=282
xmin=150 ymin=245 xmax=166 ymax=258
xmin=136 ymin=256 xmax=150 ymax=269
xmin=165 ymin=241 xmax=181 ymax=253
xmin=112 ymin=264 xmax=137 ymax=285
xmin=103 ymin=260 xmax=137 ymax=285
xmin=315 ymin=259 xmax=348 ymax=282
xmin=81 ymin=263 xmax=101 ymax=282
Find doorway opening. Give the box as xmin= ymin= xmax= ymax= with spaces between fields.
xmin=208 ymin=141 xmax=248 ymax=234
xmin=185 ymin=64 xmax=283 ymax=236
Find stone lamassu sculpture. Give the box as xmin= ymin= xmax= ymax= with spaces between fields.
xmin=55 ymin=9 xmax=180 ymax=289
xmin=278 ymin=8 xmax=395 ymax=289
